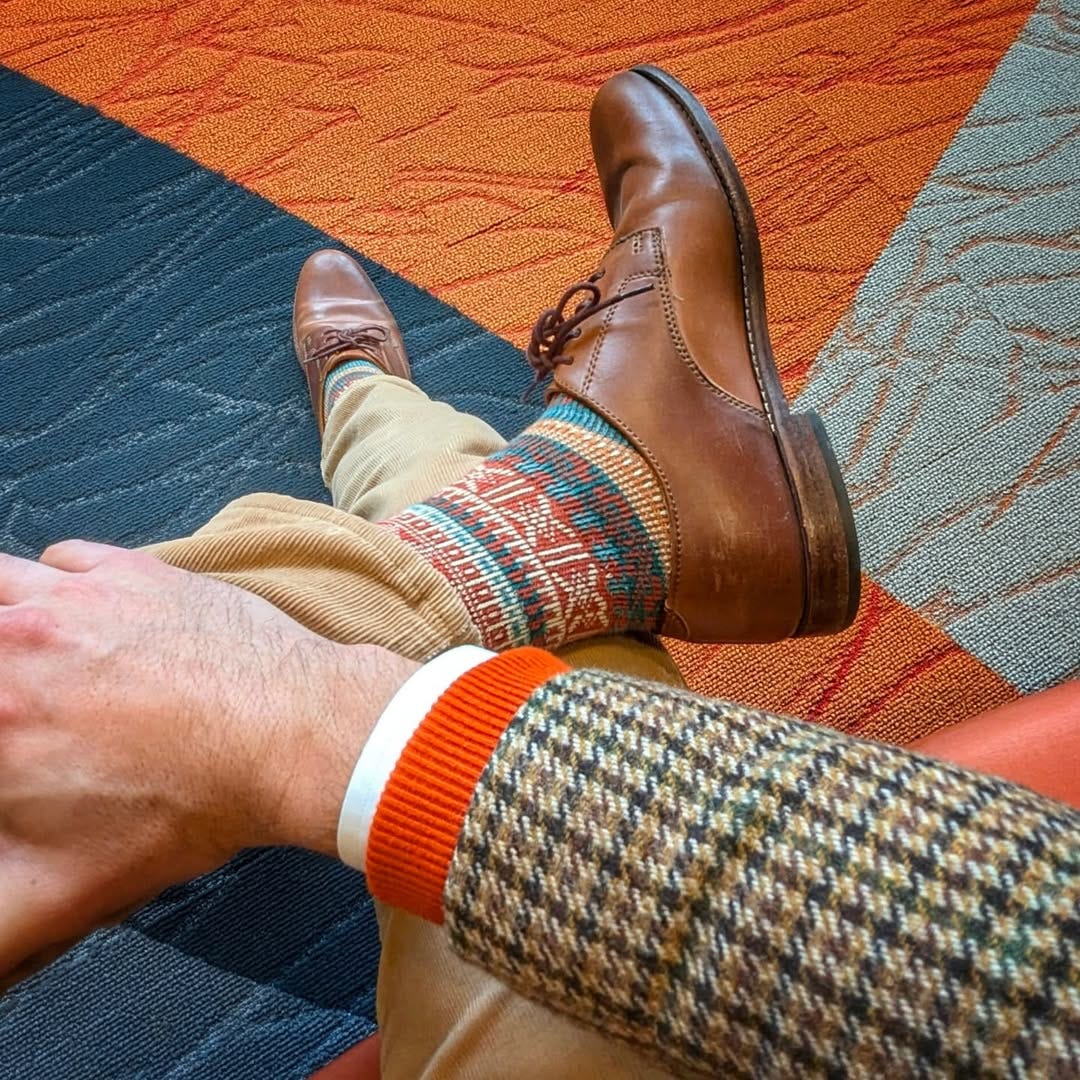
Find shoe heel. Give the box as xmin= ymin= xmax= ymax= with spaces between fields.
xmin=781 ymin=412 xmax=861 ymax=635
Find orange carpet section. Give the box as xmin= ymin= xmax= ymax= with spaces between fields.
xmin=1 ymin=0 xmax=1033 ymax=389
xmin=665 ymin=581 xmax=1016 ymax=746
xmin=1 ymin=0 xmax=1034 ymax=737
xmin=311 ymin=1034 xmax=380 ymax=1080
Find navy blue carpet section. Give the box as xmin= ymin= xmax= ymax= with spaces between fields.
xmin=0 ymin=68 xmax=539 ymax=1078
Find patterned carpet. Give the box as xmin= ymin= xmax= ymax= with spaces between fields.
xmin=1 ymin=0 xmax=1077 ymax=1075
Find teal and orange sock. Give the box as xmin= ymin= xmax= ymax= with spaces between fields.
xmin=323 ymin=359 xmax=384 ymax=418
xmin=379 ymin=395 xmax=670 ymax=650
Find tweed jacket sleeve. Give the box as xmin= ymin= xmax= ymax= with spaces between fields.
xmin=364 ymin=649 xmax=1080 ymax=1078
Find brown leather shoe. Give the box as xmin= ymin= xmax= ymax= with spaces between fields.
xmin=293 ymin=249 xmax=411 ymax=432
xmin=528 ymin=67 xmax=860 ymax=642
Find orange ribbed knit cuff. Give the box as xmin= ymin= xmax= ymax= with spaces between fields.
xmin=365 ymin=646 xmax=570 ymax=924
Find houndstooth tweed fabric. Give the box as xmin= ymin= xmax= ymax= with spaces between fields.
xmin=444 ymin=670 xmax=1080 ymax=1078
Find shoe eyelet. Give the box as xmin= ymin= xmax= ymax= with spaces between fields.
xmin=589 ymin=268 xmax=606 ymax=282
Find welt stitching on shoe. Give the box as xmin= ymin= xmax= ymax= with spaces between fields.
xmin=655 ymin=81 xmax=780 ymax=437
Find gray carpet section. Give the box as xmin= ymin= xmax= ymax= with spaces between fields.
xmin=796 ymin=0 xmax=1080 ymax=691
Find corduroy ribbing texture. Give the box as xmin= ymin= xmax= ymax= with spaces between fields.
xmin=365 ymin=647 xmax=570 ymax=923
xmin=318 ymin=373 xmax=506 ymax=522
xmin=147 ymin=492 xmax=480 ymax=659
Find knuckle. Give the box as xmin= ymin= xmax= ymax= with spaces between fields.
xmin=40 ymin=539 xmax=131 ymax=575
xmin=0 ymin=605 xmax=60 ymax=649
xmin=40 ymin=539 xmax=91 ymax=565
xmin=113 ymin=547 xmax=156 ymax=572
xmin=88 ymin=546 xmax=159 ymax=582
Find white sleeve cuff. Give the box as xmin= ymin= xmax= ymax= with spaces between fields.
xmin=336 ymin=644 xmax=495 ymax=873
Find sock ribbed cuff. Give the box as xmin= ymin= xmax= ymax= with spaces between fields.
xmin=365 ymin=647 xmax=570 ymax=923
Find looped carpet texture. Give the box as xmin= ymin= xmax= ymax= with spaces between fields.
xmin=0 ymin=0 xmax=1076 ymax=1074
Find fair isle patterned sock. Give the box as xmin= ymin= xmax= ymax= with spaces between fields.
xmin=323 ymin=358 xmax=384 ymax=417
xmin=380 ymin=395 xmax=670 ymax=650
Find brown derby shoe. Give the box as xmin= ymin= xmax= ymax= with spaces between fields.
xmin=293 ymin=249 xmax=411 ymax=432
xmin=530 ymin=66 xmax=860 ymax=642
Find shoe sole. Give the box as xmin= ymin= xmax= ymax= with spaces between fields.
xmin=631 ymin=65 xmax=861 ymax=635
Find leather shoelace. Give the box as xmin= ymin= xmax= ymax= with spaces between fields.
xmin=304 ymin=325 xmax=389 ymax=365
xmin=525 ymin=270 xmax=654 ymax=396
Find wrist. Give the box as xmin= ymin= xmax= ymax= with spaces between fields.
xmin=337 ymin=644 xmax=495 ymax=871
xmin=263 ymin=641 xmax=420 ymax=856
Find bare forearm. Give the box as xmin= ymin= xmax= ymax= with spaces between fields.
xmin=269 ymin=643 xmax=419 ymax=857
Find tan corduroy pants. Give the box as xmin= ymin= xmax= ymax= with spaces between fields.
xmin=149 ymin=372 xmax=678 ymax=1079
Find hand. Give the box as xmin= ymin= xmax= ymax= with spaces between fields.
xmin=0 ymin=541 xmax=416 ymax=987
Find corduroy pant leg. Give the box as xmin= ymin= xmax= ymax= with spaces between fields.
xmin=149 ymin=373 xmax=679 ymax=1079
xmin=321 ymin=375 xmax=680 ymax=1080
